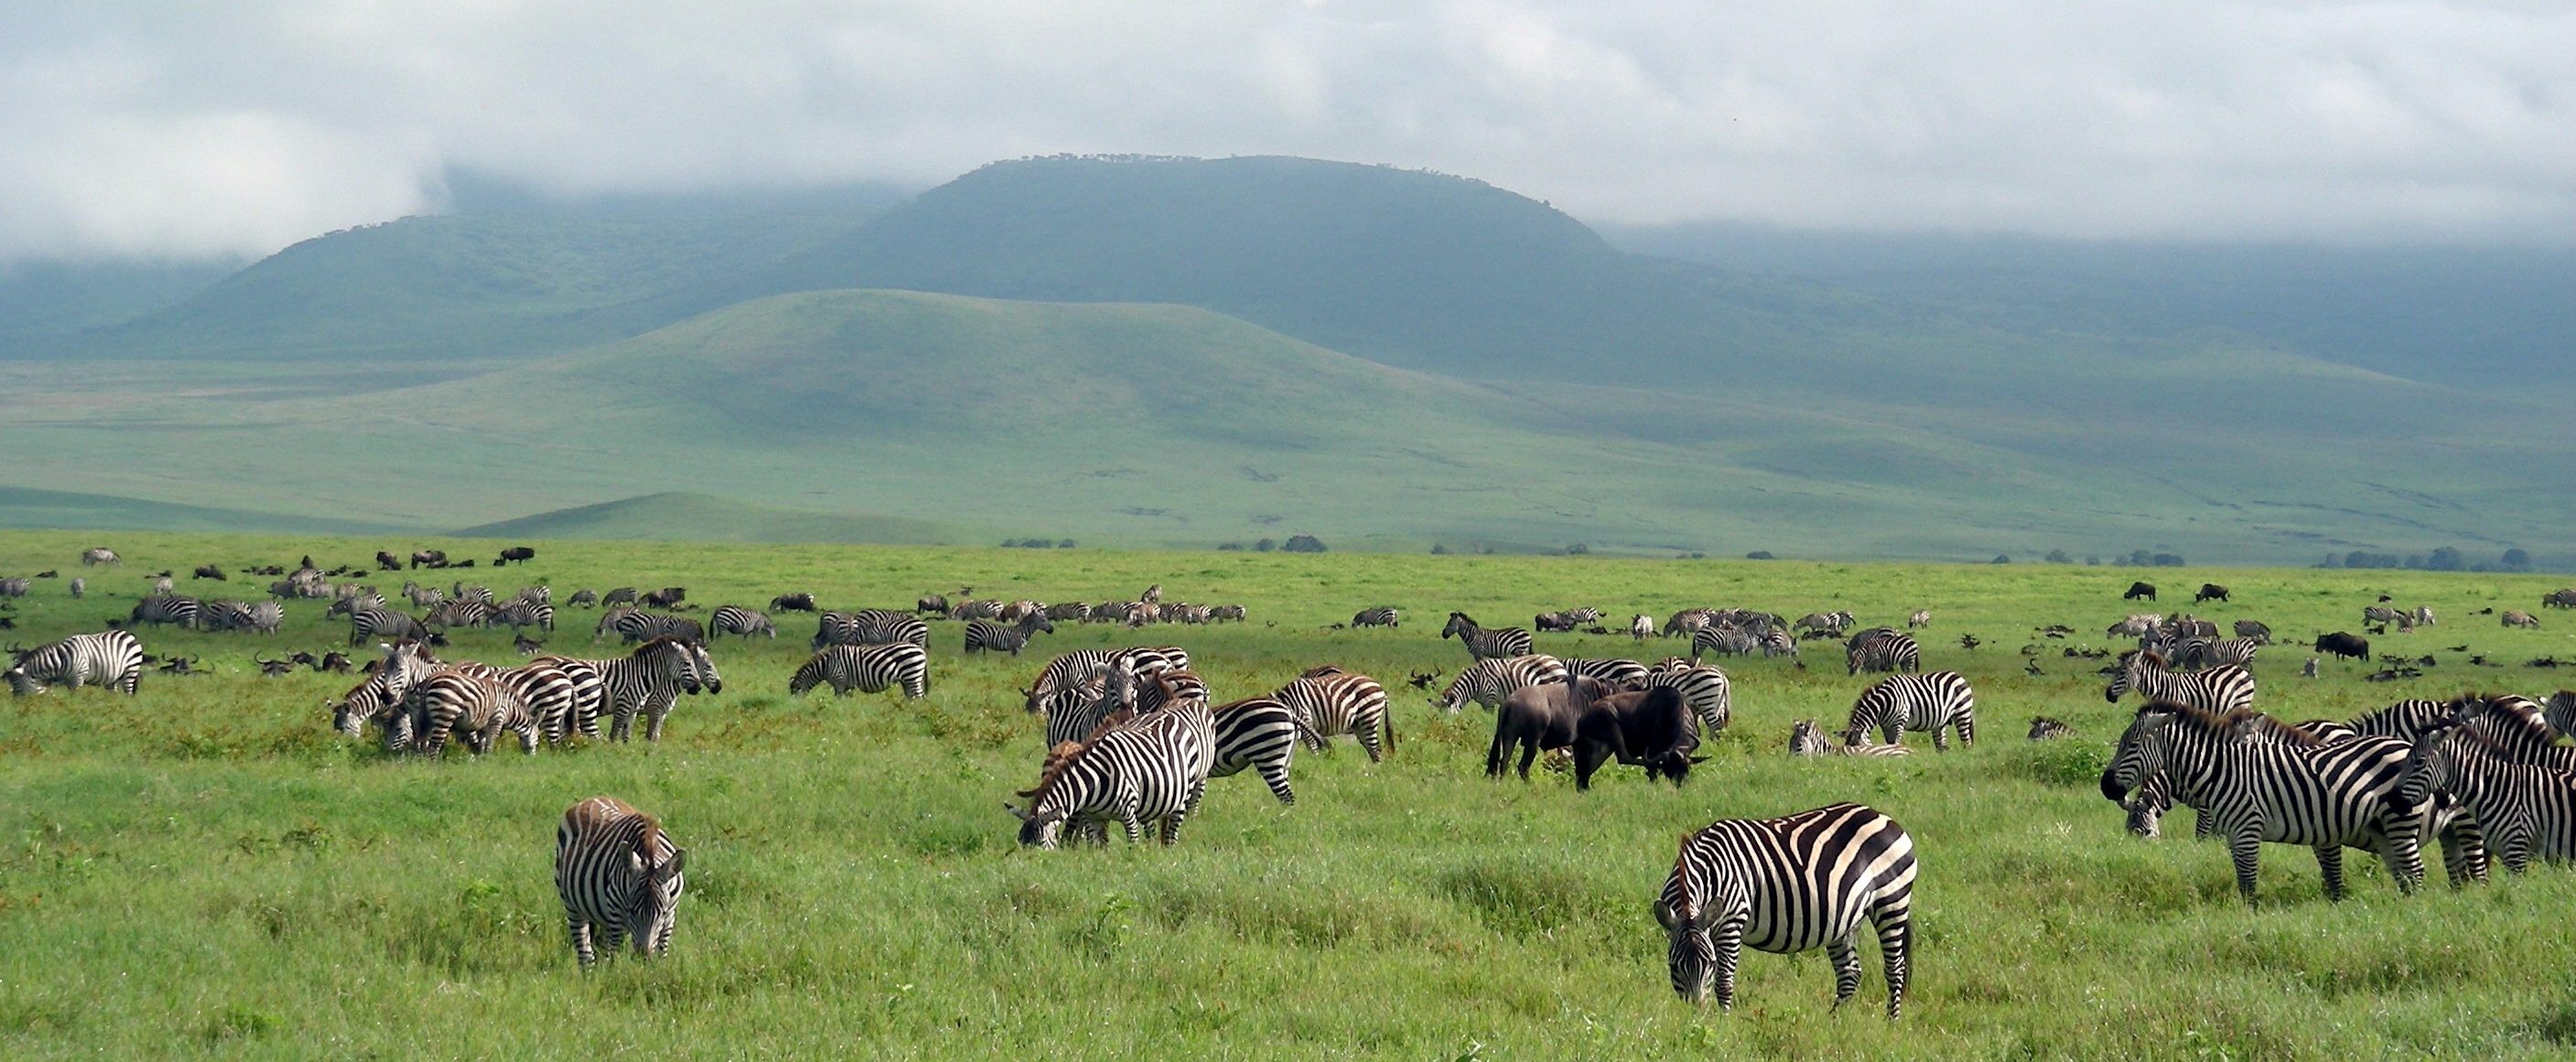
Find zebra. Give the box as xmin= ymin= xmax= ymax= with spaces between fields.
xmin=1436 ymin=654 xmax=1568 ymax=713
xmin=1353 ymin=606 xmax=1401 ymax=628
xmin=233 ymin=600 xmax=285 ymax=635
xmin=1789 ymin=720 xmax=1910 ymax=757
xmin=1045 ymin=602 xmax=1092 ymax=622
xmin=599 ymin=609 xmax=703 ymax=645
xmin=1008 ymin=673 xmax=1213 ymax=848
xmin=1843 ymin=628 xmax=1920 ymax=675
xmin=538 ymin=638 xmax=713 ymax=744
xmin=2100 ymin=702 xmax=2428 ymax=902
xmin=2363 ymin=605 xmax=2406 ymax=625
xmin=347 ymin=606 xmax=428 ymax=646
xmin=452 ymin=583 xmax=495 ymax=606
xmin=1019 ymin=647 xmax=1191 ymax=714
xmin=1655 ymin=802 xmax=1915 ymax=1018
xmin=405 ymin=662 xmax=572 ymax=756
xmin=1038 ymin=662 xmax=1137 ymax=748
xmin=327 ymin=640 xmax=443 ymax=739
xmin=567 ymin=589 xmax=598 ymax=608
xmin=788 ymin=643 xmax=929 ymax=700
xmin=401 ymin=582 xmax=445 ymax=608
xmin=707 ymin=606 xmax=774 ymax=640
xmin=1795 ymin=611 xmax=1856 ymax=636
xmin=1690 ymin=625 xmax=1761 ymax=663
xmin=812 ymin=609 xmax=928 ymax=649
xmin=2028 ymin=716 xmax=2075 ymax=740
xmin=5 ymin=630 xmax=144 ymax=695
xmin=1759 ymin=630 xmax=1799 ymax=659
xmin=1209 ymin=695 xmax=1304 ymax=803
xmin=951 ymin=598 xmax=1004 ymax=621
xmin=2348 ymin=699 xmax=2452 ymax=741
xmin=151 ymin=574 xmax=173 ymax=595
xmin=2451 ymin=695 xmax=2576 ymax=773
xmin=2547 ymin=692 xmax=2576 ymax=735
xmin=81 ymin=547 xmax=119 ymax=566
xmin=329 ymin=591 xmax=388 ymax=619
xmin=2504 ymin=610 xmax=2542 ymax=629
xmin=491 ymin=599 xmax=555 ymax=632
xmin=2397 ymin=723 xmax=2576 ymax=874
xmin=68 ymin=576 xmax=83 ymax=599
xmin=1630 ymin=614 xmax=1654 ymax=640
xmin=1841 ymin=671 xmax=1976 ymax=750
xmin=555 ymin=796 xmax=687 ymax=969
xmin=1274 ymin=666 xmax=1393 ymax=762
xmin=1644 ymin=660 xmax=1732 ymax=738
xmin=2104 ymin=650 xmax=2255 ymax=715
xmin=1906 ymin=609 xmax=1932 ymax=629
xmin=128 ymin=595 xmax=201 ymax=630
xmin=2234 ymin=619 xmax=2273 ymax=644
xmin=964 ymin=613 xmax=1053 ymax=656
xmin=1209 ymin=605 xmax=1245 ymax=623
xmin=1665 ymin=608 xmax=1719 ymax=638
xmin=600 ymin=587 xmax=638 ymax=608
xmin=1440 ymin=612 xmax=1532 ymax=661
xmin=424 ymin=598 xmax=492 ymax=630
xmin=1565 ymin=657 xmax=1650 ymax=690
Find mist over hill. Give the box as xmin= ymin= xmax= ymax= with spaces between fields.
xmin=4 ymin=154 xmax=2568 ymax=563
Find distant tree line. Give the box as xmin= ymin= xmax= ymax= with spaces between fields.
xmin=1218 ymin=535 xmax=1327 ymax=553
xmin=1001 ymin=539 xmax=1077 ymax=549
xmin=2319 ymin=547 xmax=2528 ymax=572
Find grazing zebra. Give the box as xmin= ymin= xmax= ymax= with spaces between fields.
xmin=1906 ymin=609 xmax=1932 ymax=629
xmin=1795 ymin=611 xmax=1856 ymax=636
xmin=1842 ymin=671 xmax=1976 ymax=750
xmin=1690 ymin=625 xmax=1760 ymax=663
xmin=2205 ymin=638 xmax=2260 ymax=666
xmin=327 ymin=641 xmax=443 ymax=739
xmin=2397 ymin=723 xmax=2576 ymax=874
xmin=407 ymin=661 xmax=574 ymax=756
xmin=600 ymin=587 xmax=638 ymax=608
xmin=788 ymin=643 xmax=930 ymax=700
xmin=2363 ymin=606 xmax=2406 ymax=625
xmin=491 ymin=599 xmax=555 ymax=632
xmin=2348 ymin=699 xmax=2452 ymax=741
xmin=951 ymin=598 xmax=1004 ymax=621
xmin=1038 ymin=662 xmax=1137 ymax=748
xmin=513 ymin=585 xmax=553 ymax=606
xmin=2104 ymin=650 xmax=2255 ymax=715
xmin=2503 ymin=610 xmax=2541 ymax=629
xmin=347 ymin=606 xmax=428 ymax=646
xmin=1274 ymin=666 xmax=1393 ymax=762
xmin=2028 ymin=716 xmax=2075 ymax=740
xmin=1644 ymin=660 xmax=1732 ymax=738
xmin=2101 ymin=702 xmax=2427 ymax=902
xmin=1209 ymin=604 xmax=1245 ymax=623
xmin=150 ymin=574 xmax=173 ymax=595
xmin=81 ymin=547 xmax=119 ymax=566
xmin=1352 ymin=606 xmax=1401 ymax=628
xmin=599 ymin=609 xmax=703 ymax=644
xmin=555 ymin=796 xmax=687 ymax=969
xmin=1209 ymin=695 xmax=1304 ymax=803
xmin=1844 ymin=628 xmax=1920 ymax=675
xmin=1655 ymin=802 xmax=1915 ymax=1018
xmin=964 ymin=613 xmax=1053 ymax=656
xmin=0 ymin=577 xmax=26 ymax=598
xmin=567 ymin=589 xmax=598 ymax=608
xmin=707 ymin=606 xmax=774 ymax=640
xmin=1008 ymin=675 xmax=1213 ymax=848
xmin=452 ymin=584 xmax=495 ymax=606
xmin=329 ymin=591 xmax=388 ymax=619
xmin=4 ymin=630 xmax=144 ymax=695
xmin=1045 ymin=602 xmax=1093 ymax=622
xmin=425 ymin=598 xmax=492 ymax=630
xmin=812 ymin=608 xmax=931 ymax=649
xmin=1440 ymin=612 xmax=1533 ymax=661
xmin=1019 ymin=647 xmax=1191 ymax=714
xmin=401 ymin=582 xmax=445 ymax=608
xmin=1759 ymin=630 xmax=1799 ymax=659
xmin=1789 ymin=720 xmax=1911 ymax=757
xmin=1437 ymin=654 xmax=1568 ymax=713
xmin=537 ymin=638 xmax=714 ymax=744
xmin=128 ymin=595 xmax=201 ymax=630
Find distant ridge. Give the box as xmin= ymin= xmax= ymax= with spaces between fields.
xmin=0 ymin=487 xmax=407 ymax=535
xmin=452 ymin=493 xmax=954 ymax=543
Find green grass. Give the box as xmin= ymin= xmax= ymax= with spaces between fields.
xmin=5 ymin=530 xmax=2576 ymax=1057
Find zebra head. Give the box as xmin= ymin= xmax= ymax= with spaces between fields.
xmin=2392 ymin=721 xmax=2464 ymax=812
xmin=2123 ymin=784 xmax=2168 ymax=839
xmin=1788 ymin=719 xmax=1832 ymax=756
xmin=1434 ymin=667 xmax=1480 ymax=713
xmin=1440 ymin=612 xmax=1472 ymax=640
xmin=4 ymin=659 xmax=41 ymax=696
xmin=1654 ymin=839 xmax=1719 ymax=1003
xmin=2102 ymin=703 xmax=2217 ymax=803
xmin=627 ymin=837 xmax=688 ymax=958
xmin=684 ymin=641 xmax=721 ymax=695
xmin=2104 ymin=650 xmax=2157 ymax=703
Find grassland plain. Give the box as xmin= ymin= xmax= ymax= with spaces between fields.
xmin=4 ymin=530 xmax=2576 ymax=1059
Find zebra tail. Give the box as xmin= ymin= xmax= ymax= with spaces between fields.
xmin=1382 ymin=712 xmax=1397 ymax=750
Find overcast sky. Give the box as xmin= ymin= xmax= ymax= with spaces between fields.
xmin=4 ymin=2 xmax=2570 ymax=263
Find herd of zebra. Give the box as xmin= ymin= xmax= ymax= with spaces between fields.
xmin=24 ymin=548 xmax=2576 ymax=1021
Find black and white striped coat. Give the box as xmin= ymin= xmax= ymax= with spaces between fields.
xmin=1655 ymin=802 xmax=1916 ymax=1018
xmin=707 ymin=606 xmax=774 ymax=640
xmin=405 ymin=661 xmax=575 ymax=756
xmin=1020 ymin=647 xmax=1191 ymax=715
xmin=1440 ymin=612 xmax=1533 ymax=661
xmin=2102 ymin=702 xmax=2427 ymax=902
xmin=346 ymin=606 xmax=429 ymax=646
xmin=2398 ymin=724 xmax=2576 ymax=874
xmin=1010 ymin=677 xmax=1213 ymax=848
xmin=788 ymin=643 xmax=929 ymax=700
xmin=1352 ymin=606 xmax=1401 ymax=628
xmin=1274 ymin=666 xmax=1392 ymax=762
xmin=812 ymin=609 xmax=928 ymax=649
xmin=964 ymin=613 xmax=1053 ymax=656
xmin=1209 ymin=695 xmax=1303 ymax=804
xmin=1790 ymin=719 xmax=1910 ymax=757
xmin=1690 ymin=625 xmax=1761 ymax=662
xmin=128 ymin=595 xmax=200 ymax=629
xmin=598 ymin=609 xmax=703 ymax=644
xmin=492 ymin=599 xmax=556 ymax=632
xmin=329 ymin=641 xmax=445 ymax=740
xmin=1437 ymin=654 xmax=1568 ymax=713
xmin=5 ymin=630 xmax=144 ymax=695
xmin=1843 ymin=628 xmax=1920 ymax=675
xmin=1644 ymin=660 xmax=1732 ymax=738
xmin=425 ymin=598 xmax=493 ymax=630
xmin=555 ymin=796 xmax=686 ymax=968
xmin=1842 ymin=671 xmax=1976 ymax=751
xmin=536 ymin=638 xmax=715 ymax=744
xmin=2105 ymin=650 xmax=2255 ymax=715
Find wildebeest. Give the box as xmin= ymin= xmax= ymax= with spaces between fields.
xmin=771 ymin=592 xmax=818 ymax=613
xmin=2123 ymin=582 xmax=2157 ymax=601
xmin=2194 ymin=584 xmax=2230 ymax=604
xmin=2233 ymin=619 xmax=2272 ymax=643
xmin=410 ymin=550 xmax=447 ymax=569
xmin=192 ymin=564 xmax=226 ymax=581
xmin=375 ymin=551 xmax=403 ymax=571
xmin=1568 ymin=684 xmax=1702 ymax=790
xmin=1487 ymin=673 xmax=1616 ymax=781
xmin=1534 ymin=611 xmax=1581 ymax=633
xmin=641 ymin=587 xmax=687 ymax=609
xmin=495 ymin=545 xmax=536 ymax=565
xmin=80 ymin=547 xmax=120 ymax=566
xmin=602 ymin=587 xmax=638 ymax=608
xmin=2314 ymin=631 xmax=2370 ymax=660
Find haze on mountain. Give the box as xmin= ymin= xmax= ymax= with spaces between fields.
xmin=2 ymin=4 xmax=2568 ymax=563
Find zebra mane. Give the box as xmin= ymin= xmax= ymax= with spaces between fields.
xmin=634 ymin=636 xmax=690 ymax=655
xmin=1019 ymin=733 xmax=1122 ymax=801
xmin=2423 ymin=718 xmax=2514 ymax=760
xmin=1299 ymin=664 xmax=1349 ymax=678
xmin=2137 ymin=700 xmax=2311 ymax=744
xmin=2452 ymin=693 xmax=2561 ymax=742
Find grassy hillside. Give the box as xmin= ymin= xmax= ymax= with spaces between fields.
xmin=454 ymin=493 xmax=954 ymax=544
xmin=4 ymin=531 xmax=2576 ymax=1057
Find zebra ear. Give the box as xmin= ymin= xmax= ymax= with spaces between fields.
xmin=656 ymin=849 xmax=687 ymax=882
xmin=1653 ymin=899 xmax=1680 ymax=931
xmin=1002 ymin=801 xmax=1032 ymax=821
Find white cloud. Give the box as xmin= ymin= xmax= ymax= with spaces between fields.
xmin=1 ymin=0 xmax=2568 ymax=263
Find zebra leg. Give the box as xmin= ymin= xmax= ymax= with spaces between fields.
xmin=1931 ymin=727 xmax=1948 ymax=753
xmin=1710 ymin=917 xmax=1745 ymax=1012
xmin=2228 ymin=827 xmax=2264 ymax=903
xmin=2499 ymin=825 xmax=2534 ymax=875
xmin=1827 ymin=933 xmax=1862 ymax=1010
xmin=2376 ymin=821 xmax=2426 ymax=895
xmin=1874 ymin=907 xmax=1911 ymax=1021
xmin=567 ymin=917 xmax=598 ymax=969
xmin=1359 ymin=720 xmax=1385 ymax=763
xmin=2312 ymin=844 xmax=2346 ymax=902
xmin=2192 ymin=807 xmax=2217 ymax=842
xmin=646 ymin=704 xmax=670 ymax=743
xmin=2440 ymin=820 xmax=2488 ymax=887
xmin=609 ymin=703 xmax=633 ymax=743
xmin=1255 ymin=758 xmax=1294 ymax=805
xmin=1956 ymin=713 xmax=1973 ymax=747
xmin=515 ymin=721 xmax=538 ymax=755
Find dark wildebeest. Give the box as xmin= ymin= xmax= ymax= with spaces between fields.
xmin=375 ymin=551 xmax=403 ymax=572
xmin=1534 ymin=611 xmax=1580 ymax=633
xmin=641 ymin=587 xmax=686 ymax=609
xmin=916 ymin=594 xmax=950 ymax=616
xmin=771 ymin=592 xmax=818 ymax=613
xmin=496 ymin=545 xmax=536 ymax=566
xmin=410 ymin=550 xmax=447 ymax=569
xmin=2123 ymin=582 xmax=2157 ymax=601
xmin=1568 ymin=683 xmax=1702 ymax=790
xmin=602 ymin=587 xmax=639 ymax=608
xmin=192 ymin=564 xmax=226 ymax=581
xmin=2194 ymin=584 xmax=2230 ymax=604
xmin=1487 ymin=673 xmax=1616 ymax=781
xmin=2314 ymin=631 xmax=2370 ymax=661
